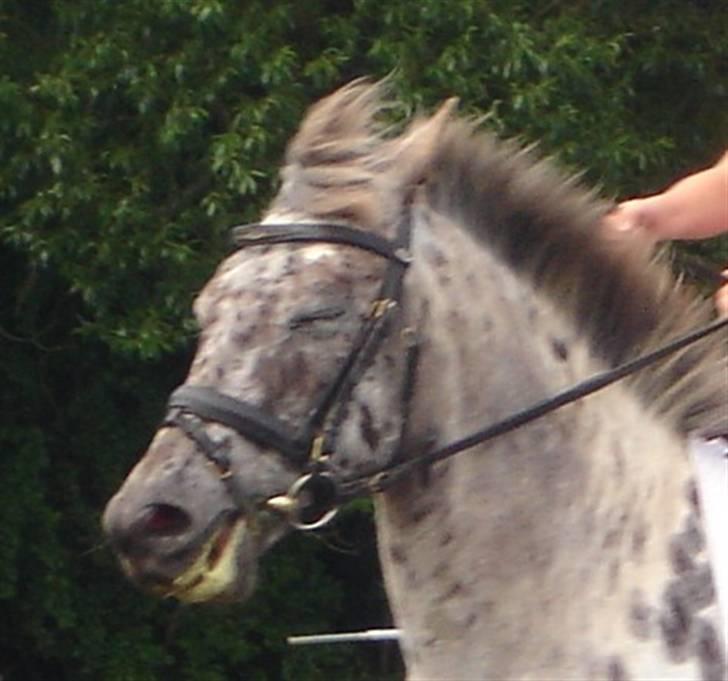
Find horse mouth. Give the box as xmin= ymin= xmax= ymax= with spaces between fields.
xmin=159 ymin=513 xmax=249 ymax=603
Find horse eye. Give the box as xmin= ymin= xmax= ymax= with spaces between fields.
xmin=288 ymin=305 xmax=346 ymax=330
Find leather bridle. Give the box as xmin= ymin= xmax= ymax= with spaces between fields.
xmin=163 ymin=214 xmax=728 ymax=530
xmin=164 ymin=214 xmax=417 ymax=528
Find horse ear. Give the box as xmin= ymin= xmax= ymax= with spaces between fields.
xmin=391 ymin=98 xmax=459 ymax=187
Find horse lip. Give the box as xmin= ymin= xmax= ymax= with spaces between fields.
xmin=119 ymin=509 xmax=240 ymax=592
xmin=164 ymin=511 xmax=250 ymax=603
xmin=204 ymin=512 xmax=238 ymax=571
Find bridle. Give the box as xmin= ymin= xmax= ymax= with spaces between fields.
xmin=164 ymin=214 xmax=417 ymax=528
xmin=164 ymin=213 xmax=728 ymax=530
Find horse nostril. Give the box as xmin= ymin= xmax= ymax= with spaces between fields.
xmin=138 ymin=504 xmax=192 ymax=537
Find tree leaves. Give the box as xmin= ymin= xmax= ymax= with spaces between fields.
xmin=1 ymin=1 xmax=726 ymax=678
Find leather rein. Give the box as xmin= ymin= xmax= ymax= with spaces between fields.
xmin=163 ymin=217 xmax=728 ymax=530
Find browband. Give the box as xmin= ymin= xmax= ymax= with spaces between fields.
xmin=231 ymin=222 xmax=411 ymax=265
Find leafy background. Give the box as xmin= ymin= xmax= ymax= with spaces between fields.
xmin=1 ymin=1 xmax=726 ymax=679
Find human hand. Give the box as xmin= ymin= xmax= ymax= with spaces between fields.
xmin=603 ymin=198 xmax=662 ymax=241
xmin=603 ymin=200 xmax=646 ymax=233
xmin=716 ymin=270 xmax=728 ymax=317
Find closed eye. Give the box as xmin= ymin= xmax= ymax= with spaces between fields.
xmin=288 ymin=305 xmax=346 ymax=330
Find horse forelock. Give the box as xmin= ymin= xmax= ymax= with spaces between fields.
xmin=267 ymin=80 xmax=726 ymax=436
xmin=267 ymin=78 xmax=402 ymax=233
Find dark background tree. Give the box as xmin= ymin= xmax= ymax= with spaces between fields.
xmin=1 ymin=1 xmax=726 ymax=679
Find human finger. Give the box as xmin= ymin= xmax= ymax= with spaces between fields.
xmin=715 ymin=270 xmax=728 ymax=317
xmin=603 ymin=200 xmax=644 ymax=233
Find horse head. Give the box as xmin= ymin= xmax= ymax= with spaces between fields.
xmin=102 ymin=81 xmax=446 ymax=603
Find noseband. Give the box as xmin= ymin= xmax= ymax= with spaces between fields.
xmin=164 ymin=215 xmax=416 ymax=528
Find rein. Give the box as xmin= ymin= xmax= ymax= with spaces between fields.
xmin=164 ymin=218 xmax=728 ymax=529
xmin=339 ymin=313 xmax=728 ymax=499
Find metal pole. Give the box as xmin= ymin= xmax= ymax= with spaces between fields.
xmin=287 ymin=629 xmax=401 ymax=645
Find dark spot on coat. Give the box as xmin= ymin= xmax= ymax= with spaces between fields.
xmin=405 ymin=568 xmax=417 ymax=586
xmin=685 ymin=479 xmax=701 ymax=518
xmin=546 ymin=645 xmax=564 ymax=666
xmin=628 ymin=590 xmax=652 ymax=640
xmin=383 ymin=353 xmax=397 ymax=370
xmin=645 ymin=480 xmax=656 ymax=500
xmin=438 ymin=580 xmax=464 ymax=602
xmin=603 ymin=528 xmax=621 ymax=550
xmin=257 ymin=302 xmax=272 ymax=320
xmin=426 ymin=244 xmax=447 ymax=268
xmin=408 ymin=503 xmax=434 ymax=525
xmin=447 ymin=309 xmax=461 ymax=327
xmin=584 ymin=658 xmax=603 ymax=680
xmin=215 ymin=366 xmax=225 ymax=381
xmin=607 ymin=657 xmax=629 ymax=681
xmin=680 ymin=515 xmax=705 ymax=555
xmin=431 ymin=460 xmax=450 ymax=481
xmin=291 ymin=350 xmax=309 ymax=380
xmin=669 ymin=535 xmax=694 ymax=574
xmin=282 ymin=253 xmax=299 ymax=276
xmin=551 ymin=337 xmax=569 ymax=361
xmin=234 ymin=324 xmax=257 ymax=346
xmin=678 ymin=564 xmax=715 ymax=610
xmin=631 ymin=524 xmax=647 ymax=558
xmin=431 ymin=561 xmax=448 ymax=579
xmin=417 ymin=464 xmax=432 ymax=489
xmin=464 ymin=612 xmax=477 ymax=629
xmin=440 ymin=530 xmax=454 ymax=547
xmin=390 ymin=544 xmax=406 ymax=565
xmin=695 ymin=617 xmax=726 ymax=681
xmin=603 ymin=510 xmax=629 ymax=549
xmin=659 ymin=582 xmax=692 ymax=661
xmin=607 ymin=558 xmax=620 ymax=593
xmin=359 ymin=404 xmax=380 ymax=451
xmin=612 ymin=445 xmax=626 ymax=481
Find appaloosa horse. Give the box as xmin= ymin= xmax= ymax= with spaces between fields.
xmin=103 ymin=81 xmax=727 ymax=680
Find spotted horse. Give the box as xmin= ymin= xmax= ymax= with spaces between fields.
xmin=103 ymin=81 xmax=727 ymax=680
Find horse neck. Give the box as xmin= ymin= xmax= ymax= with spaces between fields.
xmin=374 ymin=215 xmax=722 ymax=679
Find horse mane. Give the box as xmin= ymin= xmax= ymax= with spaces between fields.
xmin=269 ymin=80 xmax=726 ymax=435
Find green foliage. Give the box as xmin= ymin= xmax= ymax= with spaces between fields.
xmin=1 ymin=0 xmax=726 ymax=679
